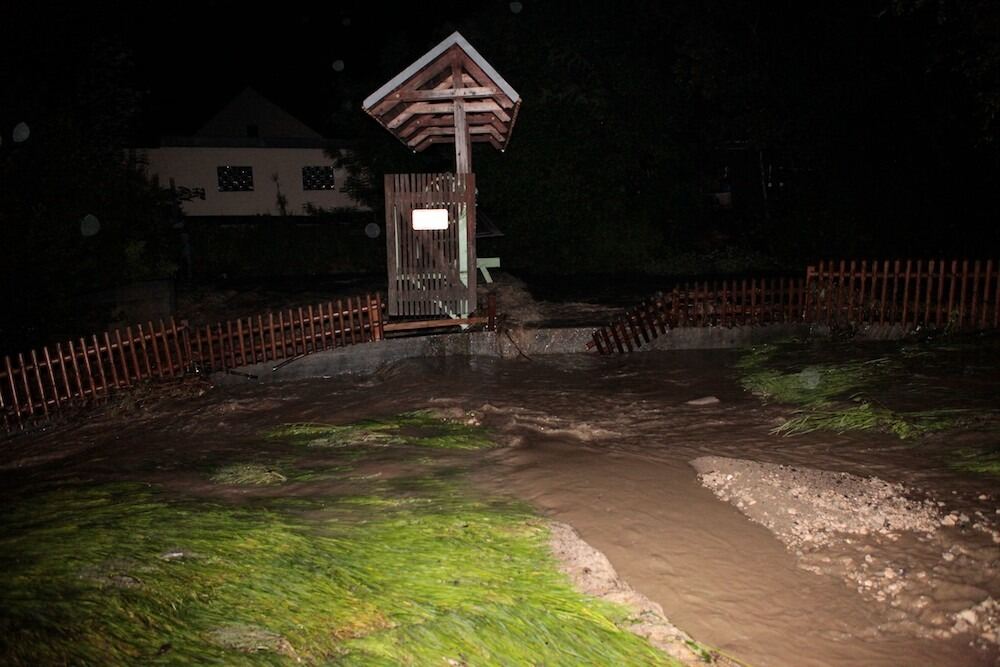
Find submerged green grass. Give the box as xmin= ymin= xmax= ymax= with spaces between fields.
xmin=773 ymin=400 xmax=965 ymax=439
xmin=949 ymin=446 xmax=1000 ymax=476
xmin=0 ymin=483 xmax=679 ymax=666
xmin=211 ymin=463 xmax=288 ymax=486
xmin=267 ymin=410 xmax=495 ymax=451
xmin=737 ymin=341 xmax=973 ymax=439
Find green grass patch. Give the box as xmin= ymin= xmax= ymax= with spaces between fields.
xmin=736 ymin=341 xmax=889 ymax=406
xmin=736 ymin=340 xmax=977 ymax=439
xmin=949 ymin=446 xmax=1000 ymax=476
xmin=0 ymin=483 xmax=679 ymax=665
xmin=210 ymin=463 xmax=288 ymax=486
xmin=267 ymin=410 xmax=495 ymax=451
xmin=773 ymin=400 xmax=965 ymax=439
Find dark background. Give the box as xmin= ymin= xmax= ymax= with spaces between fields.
xmin=2 ymin=1 xmax=998 ymax=349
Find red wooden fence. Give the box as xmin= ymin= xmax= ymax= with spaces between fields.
xmin=590 ymin=259 xmax=999 ymax=354
xmin=588 ymin=278 xmax=807 ymax=353
xmin=189 ymin=295 xmax=384 ymax=373
xmin=806 ymin=259 xmax=998 ymax=331
xmin=1 ymin=294 xmax=385 ymax=431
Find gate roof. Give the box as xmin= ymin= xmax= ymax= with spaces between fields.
xmin=362 ymin=32 xmax=521 ymax=153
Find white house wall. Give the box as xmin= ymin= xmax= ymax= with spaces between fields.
xmin=143 ymin=147 xmax=365 ymax=216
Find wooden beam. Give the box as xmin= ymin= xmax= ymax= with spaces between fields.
xmin=453 ymin=50 xmax=517 ymax=109
xmin=412 ymin=135 xmax=497 ymax=152
xmin=407 ymin=124 xmax=505 ymax=148
xmin=386 ymin=100 xmax=511 ymax=129
xmin=369 ymin=50 xmax=458 ymax=116
xmin=452 ymin=56 xmax=471 ymax=174
xmin=383 ymin=316 xmax=486 ymax=333
xmin=398 ymin=112 xmax=503 ymax=139
xmin=399 ymin=86 xmax=499 ymax=102
xmin=412 ymin=131 xmax=503 ymax=152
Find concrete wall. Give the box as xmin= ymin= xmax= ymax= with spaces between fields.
xmin=213 ymin=323 xmax=813 ymax=386
xmin=143 ymin=147 xmax=364 ymax=216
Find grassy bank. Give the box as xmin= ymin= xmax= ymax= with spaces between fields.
xmin=0 ymin=412 xmax=683 ymax=666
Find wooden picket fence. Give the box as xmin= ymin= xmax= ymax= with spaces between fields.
xmin=588 ymin=277 xmax=807 ymax=354
xmin=590 ymin=258 xmax=999 ymax=354
xmin=806 ymin=259 xmax=998 ymax=331
xmin=188 ymin=295 xmax=384 ymax=373
xmin=1 ymin=294 xmax=385 ymax=431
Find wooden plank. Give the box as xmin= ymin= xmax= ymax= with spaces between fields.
xmin=936 ymin=259 xmax=946 ymax=327
xmin=91 ymin=335 xmax=109 ymax=396
xmin=868 ymin=259 xmax=879 ymax=322
xmin=947 ymin=260 xmax=958 ymax=328
xmin=5 ymin=355 xmax=22 ymax=423
xmin=879 ymin=260 xmax=890 ymax=325
xmin=103 ymin=333 xmax=121 ymax=388
xmin=970 ymin=260 xmax=981 ymax=328
xmin=399 ymin=86 xmax=499 ymax=102
xmin=236 ymin=318 xmax=247 ymax=366
xmin=981 ymin=260 xmax=993 ymax=329
xmin=132 ymin=325 xmax=150 ymax=378
xmin=924 ymin=260 xmax=935 ymax=326
xmin=295 ymin=306 xmax=309 ymax=355
xmin=268 ymin=312 xmax=278 ymax=360
xmin=15 ymin=354 xmax=34 ymax=416
xmin=171 ymin=319 xmax=186 ymax=373
xmin=43 ymin=346 xmax=62 ymax=408
xmin=66 ymin=338 xmax=85 ymax=399
xmin=857 ymin=260 xmax=867 ymax=323
xmin=181 ymin=319 xmax=194 ymax=371
xmin=846 ymin=260 xmax=856 ymax=322
xmin=600 ymin=327 xmax=614 ymax=354
xmin=347 ymin=298 xmax=357 ymax=345
xmin=159 ymin=321 xmax=175 ymax=378
xmin=592 ymin=332 xmax=606 ymax=355
xmin=116 ymin=330 xmax=135 ymax=386
xmin=608 ymin=321 xmax=625 ymax=353
xmin=207 ymin=325 xmax=219 ymax=369
xmin=307 ymin=305 xmax=318 ymax=352
xmin=958 ymin=259 xmax=969 ymax=329
xmin=336 ymin=299 xmax=347 ymax=347
xmin=901 ymin=259 xmax=912 ymax=328
xmin=78 ymin=338 xmax=97 ymax=399
xmin=383 ymin=316 xmax=487 ymax=332
xmin=358 ymin=296 xmax=371 ymax=342
xmin=995 ymin=263 xmax=1000 ymax=328
xmin=30 ymin=349 xmax=48 ymax=416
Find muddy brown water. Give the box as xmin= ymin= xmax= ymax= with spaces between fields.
xmin=3 ymin=350 xmax=998 ymax=667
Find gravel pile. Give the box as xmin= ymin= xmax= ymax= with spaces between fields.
xmin=690 ymin=456 xmax=942 ymax=549
xmin=691 ymin=456 xmax=1000 ymax=648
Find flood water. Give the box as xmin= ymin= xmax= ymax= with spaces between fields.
xmin=4 ymin=349 xmax=998 ymax=667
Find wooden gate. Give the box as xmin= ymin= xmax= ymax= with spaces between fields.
xmin=384 ymin=173 xmax=477 ymax=317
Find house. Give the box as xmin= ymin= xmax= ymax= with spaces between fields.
xmin=139 ymin=88 xmax=365 ymax=217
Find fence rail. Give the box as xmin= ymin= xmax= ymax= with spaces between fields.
xmin=590 ymin=258 xmax=999 ymax=354
xmin=1 ymin=294 xmax=386 ymax=431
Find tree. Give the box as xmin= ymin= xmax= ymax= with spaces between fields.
xmin=0 ymin=11 xmax=176 ymax=352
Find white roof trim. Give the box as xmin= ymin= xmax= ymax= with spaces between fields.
xmin=363 ymin=31 xmax=520 ymax=110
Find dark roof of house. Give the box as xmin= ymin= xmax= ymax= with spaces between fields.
xmin=153 ymin=87 xmax=347 ymax=149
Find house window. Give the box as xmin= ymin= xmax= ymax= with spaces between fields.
xmin=302 ymin=165 xmax=335 ymax=191
xmin=217 ymin=166 xmax=254 ymax=191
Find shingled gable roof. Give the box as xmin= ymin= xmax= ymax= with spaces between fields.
xmin=362 ymin=32 xmax=521 ymax=153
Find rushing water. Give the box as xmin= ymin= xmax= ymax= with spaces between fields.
xmin=4 ymin=350 xmax=998 ymax=667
